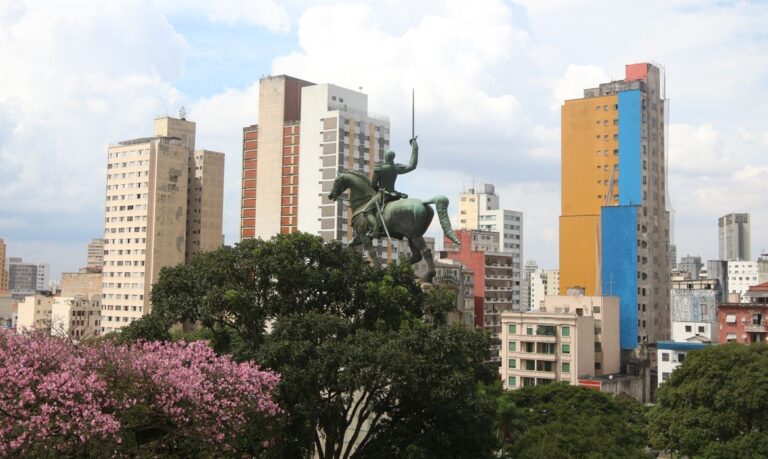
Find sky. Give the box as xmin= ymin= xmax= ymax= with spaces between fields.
xmin=1 ymin=0 xmax=767 ymax=282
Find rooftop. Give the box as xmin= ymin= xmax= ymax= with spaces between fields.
xmin=657 ymin=341 xmax=708 ymax=351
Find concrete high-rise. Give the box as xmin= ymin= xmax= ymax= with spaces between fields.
xmin=241 ymin=76 xmax=404 ymax=259
xmin=0 ymin=239 xmax=6 ymax=290
xmin=87 ymin=238 xmax=105 ymax=272
xmin=102 ymin=116 xmax=224 ymax=332
xmin=719 ymin=213 xmax=751 ymax=261
xmin=521 ymin=260 xmax=539 ymax=311
xmin=7 ymin=257 xmax=49 ymax=296
xmin=458 ymin=184 xmax=523 ymax=255
xmin=241 ymin=75 xmax=314 ymax=239
xmin=559 ymin=63 xmax=670 ymax=349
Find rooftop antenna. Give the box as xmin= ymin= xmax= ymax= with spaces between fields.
xmin=179 ymin=106 xmax=187 ymax=120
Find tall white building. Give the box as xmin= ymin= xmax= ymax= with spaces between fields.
xmin=102 ymin=116 xmax=224 ymax=332
xmin=521 ymin=260 xmax=539 ymax=311
xmin=297 ymin=84 xmax=389 ymax=239
xmin=727 ymin=261 xmax=760 ymax=303
xmin=530 ymin=269 xmax=560 ymax=310
xmin=458 ymin=184 xmax=523 ymax=255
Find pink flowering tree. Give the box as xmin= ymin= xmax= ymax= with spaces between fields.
xmin=0 ymin=329 xmax=282 ymax=457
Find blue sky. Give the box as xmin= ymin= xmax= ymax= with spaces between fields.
xmin=1 ymin=0 xmax=767 ymax=282
xmin=169 ymin=14 xmax=297 ymax=99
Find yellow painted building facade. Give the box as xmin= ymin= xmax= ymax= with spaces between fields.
xmin=560 ymin=94 xmax=619 ymax=295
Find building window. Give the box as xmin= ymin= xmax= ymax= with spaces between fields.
xmin=509 ymin=341 xmax=516 ymax=352
xmin=540 ymin=343 xmax=555 ymax=354
xmin=562 ymin=326 xmax=570 ymax=337
xmin=685 ymin=325 xmax=692 ymax=332
xmin=661 ymin=352 xmax=669 ymax=362
xmin=561 ymin=344 xmax=570 ymax=354
xmin=537 ymin=325 xmax=556 ymax=336
xmin=508 ymin=324 xmax=516 ymax=335
xmin=523 ymin=377 xmax=536 ymax=387
xmin=726 ymin=333 xmax=737 ymax=342
xmin=524 ymin=360 xmax=535 ymax=371
xmin=662 ymin=372 xmax=670 ymax=381
xmin=726 ymin=314 xmax=736 ymax=324
xmin=508 ymin=376 xmax=516 ymax=387
xmin=508 ymin=359 xmax=517 ymax=369
xmin=562 ymin=362 xmax=570 ymax=373
xmin=526 ymin=327 xmax=534 ymax=336
xmin=698 ymin=326 xmax=705 ymax=333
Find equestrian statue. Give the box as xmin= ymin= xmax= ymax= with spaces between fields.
xmin=328 ymin=133 xmax=460 ymax=283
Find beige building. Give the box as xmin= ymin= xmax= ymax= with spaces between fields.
xmin=17 ymin=293 xmax=55 ymax=332
xmin=86 ymin=238 xmax=105 ymax=271
xmin=61 ymin=271 xmax=102 ymax=299
xmin=103 ymin=116 xmax=224 ymax=333
xmin=530 ymin=269 xmax=560 ymax=310
xmin=0 ymin=238 xmax=7 ymax=290
xmin=186 ymin=150 xmax=225 ymax=260
xmin=499 ymin=293 xmax=620 ymax=389
xmin=51 ymin=296 xmax=102 ymax=340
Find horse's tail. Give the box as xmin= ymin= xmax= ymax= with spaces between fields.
xmin=424 ymin=196 xmax=460 ymax=245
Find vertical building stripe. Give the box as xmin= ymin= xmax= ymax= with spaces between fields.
xmin=618 ymin=90 xmax=642 ymax=206
xmin=600 ymin=205 xmax=639 ymax=349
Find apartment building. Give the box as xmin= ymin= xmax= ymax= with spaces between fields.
xmin=530 ymin=269 xmax=560 ymax=310
xmin=241 ymin=76 xmax=404 ymax=259
xmin=442 ymin=229 xmax=519 ymax=361
xmin=670 ymin=278 xmax=718 ymax=342
xmin=719 ymin=213 xmax=751 ymax=261
xmin=102 ymin=116 xmax=224 ymax=332
xmin=7 ymin=258 xmax=49 ymax=296
xmin=560 ymin=62 xmax=671 ymax=349
xmin=16 ymin=293 xmax=55 ymax=332
xmin=727 ymin=260 xmax=760 ymax=303
xmin=0 ymin=239 xmax=6 ymax=290
xmin=657 ymin=341 xmax=706 ymax=386
xmin=86 ymin=238 xmax=105 ymax=272
xmin=718 ymin=282 xmax=768 ymax=344
xmin=499 ymin=293 xmax=620 ymax=389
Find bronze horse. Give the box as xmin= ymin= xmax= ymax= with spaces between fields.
xmin=328 ymin=171 xmax=459 ymax=283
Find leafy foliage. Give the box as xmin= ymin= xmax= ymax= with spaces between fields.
xmin=496 ymin=383 xmax=648 ymax=458
xmin=0 ymin=330 xmax=282 ymax=457
xmin=649 ymin=344 xmax=768 ymax=458
xmin=127 ymin=232 xmax=496 ymax=458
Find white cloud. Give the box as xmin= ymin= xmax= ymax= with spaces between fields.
xmin=3 ymin=0 xmax=768 ymax=279
xmin=549 ymin=65 xmax=609 ymax=110
xmin=160 ymin=0 xmax=291 ymax=32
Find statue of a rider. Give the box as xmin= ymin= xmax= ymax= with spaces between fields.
xmin=363 ymin=136 xmax=418 ymax=238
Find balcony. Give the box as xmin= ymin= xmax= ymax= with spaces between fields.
xmin=510 ymin=351 xmax=557 ymax=361
xmin=511 ymin=334 xmax=557 ymax=343
xmin=745 ymin=325 xmax=767 ymax=333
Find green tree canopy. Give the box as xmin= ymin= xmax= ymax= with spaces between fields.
xmin=649 ymin=344 xmax=768 ymax=458
xmin=496 ymin=383 xmax=648 ymax=458
xmin=122 ymin=232 xmax=497 ymax=458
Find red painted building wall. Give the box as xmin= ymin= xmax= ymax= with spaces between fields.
xmin=443 ymin=230 xmax=486 ymax=328
xmin=717 ymin=303 xmax=768 ymax=344
xmin=625 ymin=63 xmax=649 ymax=82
